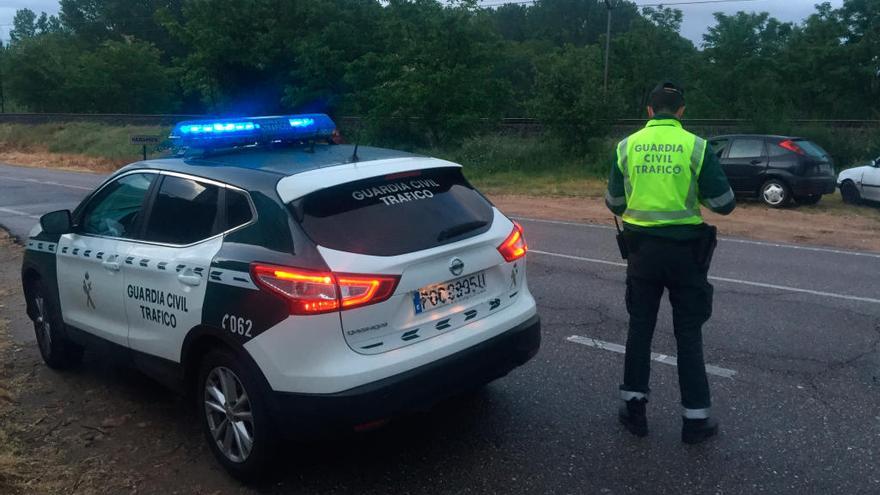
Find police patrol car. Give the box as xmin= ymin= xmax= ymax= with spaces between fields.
xmin=20 ymin=114 xmax=541 ymax=478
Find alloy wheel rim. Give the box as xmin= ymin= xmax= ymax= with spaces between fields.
xmin=204 ymin=366 xmax=254 ymax=463
xmin=763 ymin=184 xmax=785 ymax=205
xmin=34 ymin=296 xmax=52 ymax=356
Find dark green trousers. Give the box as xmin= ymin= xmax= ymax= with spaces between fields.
xmin=620 ymin=234 xmax=713 ymax=413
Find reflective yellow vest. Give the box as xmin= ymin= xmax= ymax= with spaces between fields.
xmin=616 ymin=119 xmax=707 ymax=227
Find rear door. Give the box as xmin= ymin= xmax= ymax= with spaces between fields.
xmin=793 ymin=139 xmax=835 ymax=177
xmin=722 ymin=138 xmax=768 ymax=194
xmin=294 ymin=167 xmax=524 ymax=354
xmin=123 ymin=173 xmax=227 ymax=362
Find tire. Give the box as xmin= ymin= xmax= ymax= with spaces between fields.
xmin=197 ymin=348 xmax=276 ymax=481
xmin=26 ymin=279 xmax=83 ymax=369
xmin=795 ymin=194 xmax=822 ymax=206
xmin=840 ymin=181 xmax=862 ymax=205
xmin=759 ymin=179 xmax=791 ymax=208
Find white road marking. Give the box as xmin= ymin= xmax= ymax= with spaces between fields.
xmin=567 ymin=335 xmax=737 ymax=379
xmin=530 ymin=249 xmax=880 ymax=305
xmin=531 ymin=249 xmax=626 ymax=268
xmin=515 ymin=216 xmax=880 ymax=259
xmin=3 ymin=176 xmax=94 ymax=191
xmin=0 ymin=207 xmax=40 ymax=219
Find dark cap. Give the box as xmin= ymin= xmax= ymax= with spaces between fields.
xmin=649 ymin=80 xmax=685 ymax=111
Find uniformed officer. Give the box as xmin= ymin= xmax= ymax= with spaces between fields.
xmin=605 ymin=81 xmax=735 ymax=444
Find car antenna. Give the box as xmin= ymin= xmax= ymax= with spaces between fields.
xmin=350 ymin=136 xmax=360 ymax=163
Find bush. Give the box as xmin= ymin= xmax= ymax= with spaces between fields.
xmin=419 ymin=132 xmax=615 ymax=179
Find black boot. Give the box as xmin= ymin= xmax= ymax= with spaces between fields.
xmin=681 ymin=417 xmax=719 ymax=444
xmin=618 ymin=398 xmax=648 ymax=437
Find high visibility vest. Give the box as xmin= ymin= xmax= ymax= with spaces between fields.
xmin=616 ymin=118 xmax=707 ymax=227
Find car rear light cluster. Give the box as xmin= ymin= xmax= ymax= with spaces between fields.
xmin=251 ymin=264 xmax=399 ymax=315
xmin=497 ymin=222 xmax=528 ymax=262
xmin=778 ymin=140 xmax=805 ymax=155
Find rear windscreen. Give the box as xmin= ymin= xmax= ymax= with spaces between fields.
xmin=794 ymin=140 xmax=830 ymax=160
xmin=294 ymin=167 xmax=494 ymax=256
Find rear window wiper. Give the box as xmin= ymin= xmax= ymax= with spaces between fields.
xmin=437 ymin=220 xmax=488 ymax=242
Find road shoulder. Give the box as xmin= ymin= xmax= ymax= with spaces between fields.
xmin=491 ymin=194 xmax=880 ymax=253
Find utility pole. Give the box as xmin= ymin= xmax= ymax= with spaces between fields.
xmin=603 ymin=0 xmax=613 ymax=94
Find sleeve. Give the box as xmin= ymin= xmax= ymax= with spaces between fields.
xmin=697 ymin=146 xmax=736 ymax=215
xmin=605 ymin=148 xmax=627 ymax=216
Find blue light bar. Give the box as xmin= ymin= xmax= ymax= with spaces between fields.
xmin=170 ymin=113 xmax=336 ymax=148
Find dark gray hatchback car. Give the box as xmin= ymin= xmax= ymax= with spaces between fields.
xmin=709 ymin=134 xmax=836 ymax=207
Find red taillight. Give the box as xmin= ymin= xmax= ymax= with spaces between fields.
xmin=778 ymin=140 xmax=805 ymax=155
xmin=250 ymin=264 xmax=399 ymax=315
xmin=337 ymin=273 xmax=399 ymax=309
xmin=497 ymin=222 xmax=528 ymax=262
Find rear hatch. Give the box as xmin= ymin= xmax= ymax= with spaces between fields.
xmin=792 ymin=139 xmax=834 ymax=176
xmin=291 ymin=166 xmax=526 ymax=354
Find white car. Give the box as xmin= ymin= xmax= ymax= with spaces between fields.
xmin=20 ymin=114 xmax=541 ymax=480
xmin=837 ymin=156 xmax=880 ymax=204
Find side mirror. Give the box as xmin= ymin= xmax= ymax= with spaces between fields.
xmin=873 ymin=159 xmax=879 ymax=168
xmin=39 ymin=210 xmax=73 ymax=235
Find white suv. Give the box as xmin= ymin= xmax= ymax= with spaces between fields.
xmin=21 ymin=114 xmax=541 ymax=479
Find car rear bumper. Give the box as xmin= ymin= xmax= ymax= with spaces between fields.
xmin=266 ymin=314 xmax=541 ymax=436
xmin=791 ymin=176 xmax=836 ymax=196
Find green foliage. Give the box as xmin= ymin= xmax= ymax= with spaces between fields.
xmin=531 ymin=44 xmax=622 ymax=150
xmin=1 ymin=0 xmax=880 ymax=150
xmin=4 ymin=35 xmax=179 ymax=113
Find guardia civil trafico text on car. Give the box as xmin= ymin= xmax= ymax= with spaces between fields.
xmin=20 ymin=114 xmax=541 ymax=479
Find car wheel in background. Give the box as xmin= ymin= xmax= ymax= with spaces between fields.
xmin=198 ymin=348 xmax=276 ymax=481
xmin=840 ymin=181 xmax=862 ymax=205
xmin=760 ymin=179 xmax=791 ymax=208
xmin=795 ymin=194 xmax=822 ymax=206
xmin=26 ymin=280 xmax=84 ymax=369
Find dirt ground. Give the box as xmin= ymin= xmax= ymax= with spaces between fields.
xmin=0 ymin=231 xmax=250 ymax=494
xmin=492 ymin=194 xmax=880 ymax=253
xmin=0 ymin=151 xmax=123 ymax=174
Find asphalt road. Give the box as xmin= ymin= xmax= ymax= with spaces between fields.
xmin=2 ymin=162 xmax=879 ymax=493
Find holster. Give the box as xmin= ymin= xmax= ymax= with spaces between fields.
xmin=614 ymin=217 xmax=635 ymax=260
xmin=616 ymin=230 xmax=630 ymax=259
xmin=693 ymin=224 xmax=718 ymax=272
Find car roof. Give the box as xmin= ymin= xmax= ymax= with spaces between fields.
xmin=115 ymin=144 xmax=421 ymax=192
xmin=710 ymin=134 xmax=805 ymax=141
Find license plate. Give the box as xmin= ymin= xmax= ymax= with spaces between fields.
xmin=413 ymin=271 xmax=488 ymax=314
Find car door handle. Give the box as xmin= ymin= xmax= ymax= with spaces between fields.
xmin=750 ymin=159 xmax=763 ymax=165
xmin=177 ymin=270 xmax=202 ymax=287
xmin=101 ymin=256 xmax=121 ymax=272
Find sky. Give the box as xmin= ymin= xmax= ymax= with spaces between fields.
xmin=0 ymin=0 xmax=846 ymax=46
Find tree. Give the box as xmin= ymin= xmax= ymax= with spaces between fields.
xmin=701 ymin=12 xmax=794 ymax=123
xmin=611 ymin=9 xmax=697 ymax=116
xmin=5 ymin=35 xmax=178 ymax=113
xmin=9 ymin=9 xmax=63 ymax=43
xmin=347 ymin=0 xmax=512 ymax=146
xmin=4 ymin=34 xmax=81 ymax=111
xmin=10 ymin=9 xmax=38 ymax=42
xmin=76 ymin=40 xmax=179 ymax=113
xmin=531 ymin=44 xmax=622 ymax=150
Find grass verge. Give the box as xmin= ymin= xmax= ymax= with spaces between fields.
xmin=0 ymin=122 xmax=170 ymax=171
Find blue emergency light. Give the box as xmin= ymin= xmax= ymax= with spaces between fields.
xmin=169 ymin=113 xmax=336 ymax=148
